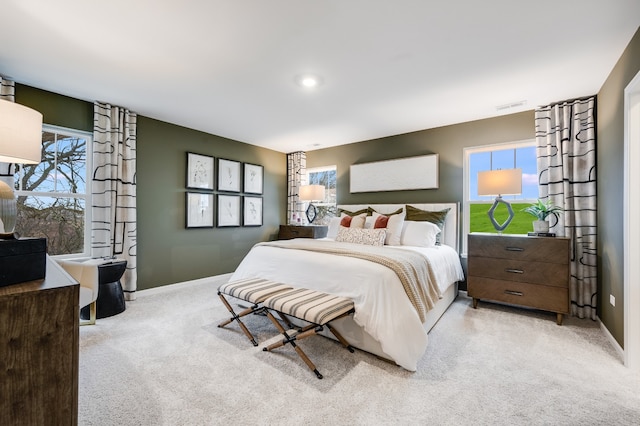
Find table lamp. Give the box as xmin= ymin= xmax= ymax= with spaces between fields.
xmin=477 ymin=168 xmax=522 ymax=233
xmin=0 ymin=99 xmax=43 ymax=238
xmin=299 ymin=184 xmax=325 ymax=224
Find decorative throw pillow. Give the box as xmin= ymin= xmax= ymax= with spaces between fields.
xmin=370 ymin=207 xmax=404 ymax=216
xmin=340 ymin=212 xmax=366 ymax=228
xmin=335 ymin=227 xmax=386 ymax=246
xmin=340 ymin=215 xmax=353 ymax=227
xmin=400 ymin=220 xmax=441 ymax=247
xmin=404 ymin=205 xmax=450 ymax=245
xmin=372 ymin=211 xmax=405 ymax=246
xmin=338 ymin=207 xmax=373 ymax=217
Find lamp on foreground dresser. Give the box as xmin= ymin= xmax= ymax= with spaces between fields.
xmin=467 ymin=233 xmax=570 ymax=325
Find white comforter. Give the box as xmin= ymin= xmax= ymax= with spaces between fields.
xmin=229 ymin=239 xmax=464 ymax=371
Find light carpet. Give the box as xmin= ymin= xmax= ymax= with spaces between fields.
xmin=78 ymin=274 xmax=640 ymax=425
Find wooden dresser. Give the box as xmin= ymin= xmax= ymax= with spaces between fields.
xmin=0 ymin=256 xmax=79 ymax=425
xmin=277 ymin=225 xmax=328 ymax=240
xmin=467 ymin=233 xmax=570 ymax=325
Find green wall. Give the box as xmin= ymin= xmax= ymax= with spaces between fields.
xmin=136 ymin=117 xmax=285 ymax=290
xmin=597 ymin=26 xmax=640 ymax=347
xmin=16 ymin=85 xmax=93 ymax=132
xmin=15 ymin=84 xmax=286 ymax=291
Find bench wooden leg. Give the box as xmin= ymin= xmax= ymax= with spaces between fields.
xmin=326 ymin=323 xmax=355 ymax=353
xmin=217 ymin=293 xmax=259 ymax=346
xmin=263 ymin=310 xmax=324 ymax=379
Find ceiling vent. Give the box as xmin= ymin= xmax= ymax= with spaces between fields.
xmin=496 ymin=100 xmax=527 ymax=111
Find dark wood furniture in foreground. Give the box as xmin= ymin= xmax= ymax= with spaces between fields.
xmin=467 ymin=233 xmax=570 ymax=325
xmin=0 ymin=256 xmax=79 ymax=425
xmin=277 ymin=225 xmax=328 ymax=240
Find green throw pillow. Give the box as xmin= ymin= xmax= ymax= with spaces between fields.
xmin=405 ymin=205 xmax=450 ymax=245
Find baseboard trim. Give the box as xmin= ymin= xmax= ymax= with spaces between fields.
xmin=598 ymin=316 xmax=624 ymax=363
xmin=137 ymin=273 xmax=233 ymax=297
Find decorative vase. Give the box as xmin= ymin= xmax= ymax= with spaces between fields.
xmin=533 ymin=220 xmax=549 ymax=233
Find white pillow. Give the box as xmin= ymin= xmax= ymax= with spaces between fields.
xmin=364 ymin=215 xmax=375 ymax=229
xmin=335 ymin=227 xmax=386 ymax=246
xmin=372 ymin=211 xmax=405 ymax=246
xmin=400 ymin=220 xmax=441 ymax=247
xmin=327 ymin=216 xmax=342 ymax=239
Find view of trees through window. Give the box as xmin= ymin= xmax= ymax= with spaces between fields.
xmin=306 ymin=165 xmax=337 ymax=225
xmin=14 ymin=126 xmax=91 ymax=256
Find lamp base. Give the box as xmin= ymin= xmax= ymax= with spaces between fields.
xmin=305 ymin=203 xmax=317 ymax=224
xmin=487 ymin=196 xmax=514 ymax=232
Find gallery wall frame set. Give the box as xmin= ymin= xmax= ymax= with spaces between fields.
xmin=185 ymin=152 xmax=263 ymax=228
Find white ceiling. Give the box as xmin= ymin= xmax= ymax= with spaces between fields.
xmin=1 ymin=1 xmax=639 ymax=153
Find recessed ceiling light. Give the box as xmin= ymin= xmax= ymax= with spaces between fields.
xmin=295 ymin=74 xmax=323 ymax=89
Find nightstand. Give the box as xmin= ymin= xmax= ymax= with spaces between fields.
xmin=467 ymin=233 xmax=570 ymax=325
xmin=277 ymin=225 xmax=328 ymax=240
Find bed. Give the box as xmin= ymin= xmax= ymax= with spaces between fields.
xmin=228 ymin=203 xmax=465 ymax=371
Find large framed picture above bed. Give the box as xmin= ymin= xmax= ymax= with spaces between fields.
xmin=350 ymin=154 xmax=439 ymax=193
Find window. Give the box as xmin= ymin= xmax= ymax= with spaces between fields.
xmin=463 ymin=139 xmax=537 ymax=254
xmin=306 ymin=165 xmax=337 ymax=225
xmin=14 ymin=125 xmax=92 ymax=257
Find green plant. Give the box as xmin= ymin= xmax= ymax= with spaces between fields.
xmin=522 ymin=199 xmax=563 ymax=221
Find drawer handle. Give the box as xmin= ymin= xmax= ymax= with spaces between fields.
xmin=505 ymin=268 xmax=524 ymax=274
xmin=505 ymin=246 xmax=524 ymax=252
xmin=504 ymin=290 xmax=524 ymax=297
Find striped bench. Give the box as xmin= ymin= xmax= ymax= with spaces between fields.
xmin=217 ymin=278 xmax=293 ymax=346
xmin=262 ymin=288 xmax=355 ymax=379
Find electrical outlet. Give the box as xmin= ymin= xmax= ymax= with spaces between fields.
xmin=610 ymin=294 xmax=616 ymax=307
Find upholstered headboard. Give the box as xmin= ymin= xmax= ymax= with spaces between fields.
xmin=336 ymin=203 xmax=459 ymax=252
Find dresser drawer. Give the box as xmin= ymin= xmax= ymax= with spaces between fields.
xmin=468 ymin=276 xmax=569 ymax=314
xmin=468 ymin=234 xmax=569 ymax=264
xmin=468 ymin=256 xmax=569 ymax=288
xmin=278 ymin=225 xmax=328 ymax=240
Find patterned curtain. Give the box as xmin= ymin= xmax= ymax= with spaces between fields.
xmin=92 ymin=102 xmax=138 ymax=300
xmin=287 ymin=151 xmax=307 ymax=225
xmin=535 ymin=97 xmax=597 ymax=320
xmin=0 ymin=77 xmax=15 ymax=184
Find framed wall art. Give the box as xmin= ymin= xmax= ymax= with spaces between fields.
xmin=350 ymin=154 xmax=439 ymax=193
xmin=186 ymin=192 xmax=214 ymax=228
xmin=243 ymin=163 xmax=264 ymax=194
xmin=218 ymin=158 xmax=241 ymax=192
xmin=217 ymin=194 xmax=241 ymax=227
xmin=243 ymin=196 xmax=263 ymax=226
xmin=186 ymin=152 xmax=214 ymax=190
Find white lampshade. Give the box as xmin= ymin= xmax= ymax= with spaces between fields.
xmin=0 ymin=99 xmax=43 ymax=164
xmin=299 ymin=184 xmax=325 ymax=201
xmin=478 ymin=168 xmax=522 ymax=196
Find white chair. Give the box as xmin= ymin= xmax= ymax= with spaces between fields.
xmin=57 ymin=259 xmax=103 ymax=325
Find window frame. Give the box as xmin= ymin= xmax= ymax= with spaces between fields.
xmin=462 ymin=138 xmax=537 ymax=256
xmin=305 ymin=164 xmax=337 ymax=225
xmin=14 ymin=124 xmax=93 ymax=259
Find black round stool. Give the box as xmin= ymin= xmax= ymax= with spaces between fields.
xmin=81 ymin=260 xmax=127 ymax=320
